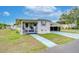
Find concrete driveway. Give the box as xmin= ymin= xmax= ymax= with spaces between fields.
xmin=42 ymin=40 xmax=79 ymax=53
xmin=41 ymin=31 xmax=79 ymax=53
xmin=52 ymin=31 xmax=79 ymax=39
xmin=31 ymin=34 xmax=57 ymax=48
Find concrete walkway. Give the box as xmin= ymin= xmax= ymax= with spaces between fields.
xmin=52 ymin=31 xmax=79 ymax=39
xmin=31 ymin=34 xmax=57 ymax=48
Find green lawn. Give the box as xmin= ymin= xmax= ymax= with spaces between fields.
xmin=39 ymin=33 xmax=74 ymax=45
xmin=0 ymin=29 xmax=46 ymax=52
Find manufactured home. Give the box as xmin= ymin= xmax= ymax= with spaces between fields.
xmin=16 ymin=19 xmax=60 ymax=35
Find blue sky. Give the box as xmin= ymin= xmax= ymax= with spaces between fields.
xmin=0 ymin=6 xmax=73 ymax=25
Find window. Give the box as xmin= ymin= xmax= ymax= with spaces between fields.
xmin=41 ymin=21 xmax=46 ymax=26
xmin=41 ymin=29 xmax=43 ymax=31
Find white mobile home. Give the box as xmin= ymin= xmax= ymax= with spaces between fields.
xmin=16 ymin=19 xmax=60 ymax=35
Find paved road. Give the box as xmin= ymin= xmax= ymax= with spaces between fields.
xmin=52 ymin=31 xmax=79 ymax=39
xmin=42 ymin=40 xmax=79 ymax=53
xmin=31 ymin=34 xmax=57 ymax=48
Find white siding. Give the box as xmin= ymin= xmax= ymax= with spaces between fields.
xmin=37 ymin=21 xmax=50 ymax=34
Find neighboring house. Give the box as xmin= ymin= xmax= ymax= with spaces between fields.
xmin=15 ymin=19 xmax=60 ymax=35
xmin=6 ymin=25 xmax=11 ymax=29
xmin=60 ymin=24 xmax=77 ymax=29
xmin=10 ymin=25 xmax=16 ymax=30
xmin=57 ymin=20 xmax=77 ymax=29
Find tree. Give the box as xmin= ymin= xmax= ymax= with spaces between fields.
xmin=0 ymin=23 xmax=7 ymax=29
xmin=59 ymin=7 xmax=79 ymax=28
xmin=16 ymin=19 xmax=23 ymax=25
xmin=59 ymin=13 xmax=73 ymax=24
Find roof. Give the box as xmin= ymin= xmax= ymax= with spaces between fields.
xmin=16 ymin=18 xmax=51 ymax=22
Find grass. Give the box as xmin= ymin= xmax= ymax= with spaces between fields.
xmin=0 ymin=29 xmax=20 ymax=43
xmin=61 ymin=29 xmax=79 ymax=34
xmin=0 ymin=29 xmax=46 ymax=52
xmin=39 ymin=33 xmax=74 ymax=45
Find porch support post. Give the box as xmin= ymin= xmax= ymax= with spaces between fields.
xmin=20 ymin=21 xmax=24 ymax=35
xmin=28 ymin=23 xmax=30 ymax=33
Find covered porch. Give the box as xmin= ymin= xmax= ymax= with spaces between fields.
xmin=21 ymin=21 xmax=37 ymax=34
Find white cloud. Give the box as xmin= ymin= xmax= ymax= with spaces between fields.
xmin=25 ymin=6 xmax=57 ymax=15
xmin=3 ymin=11 xmax=10 ymax=16
xmin=26 ymin=6 xmax=56 ymax=12
xmin=24 ymin=6 xmax=63 ymax=21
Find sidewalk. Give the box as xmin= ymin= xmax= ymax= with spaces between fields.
xmin=52 ymin=31 xmax=79 ymax=39
xmin=31 ymin=34 xmax=57 ymax=48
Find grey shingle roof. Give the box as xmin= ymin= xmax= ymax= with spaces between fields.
xmin=16 ymin=18 xmax=51 ymax=22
